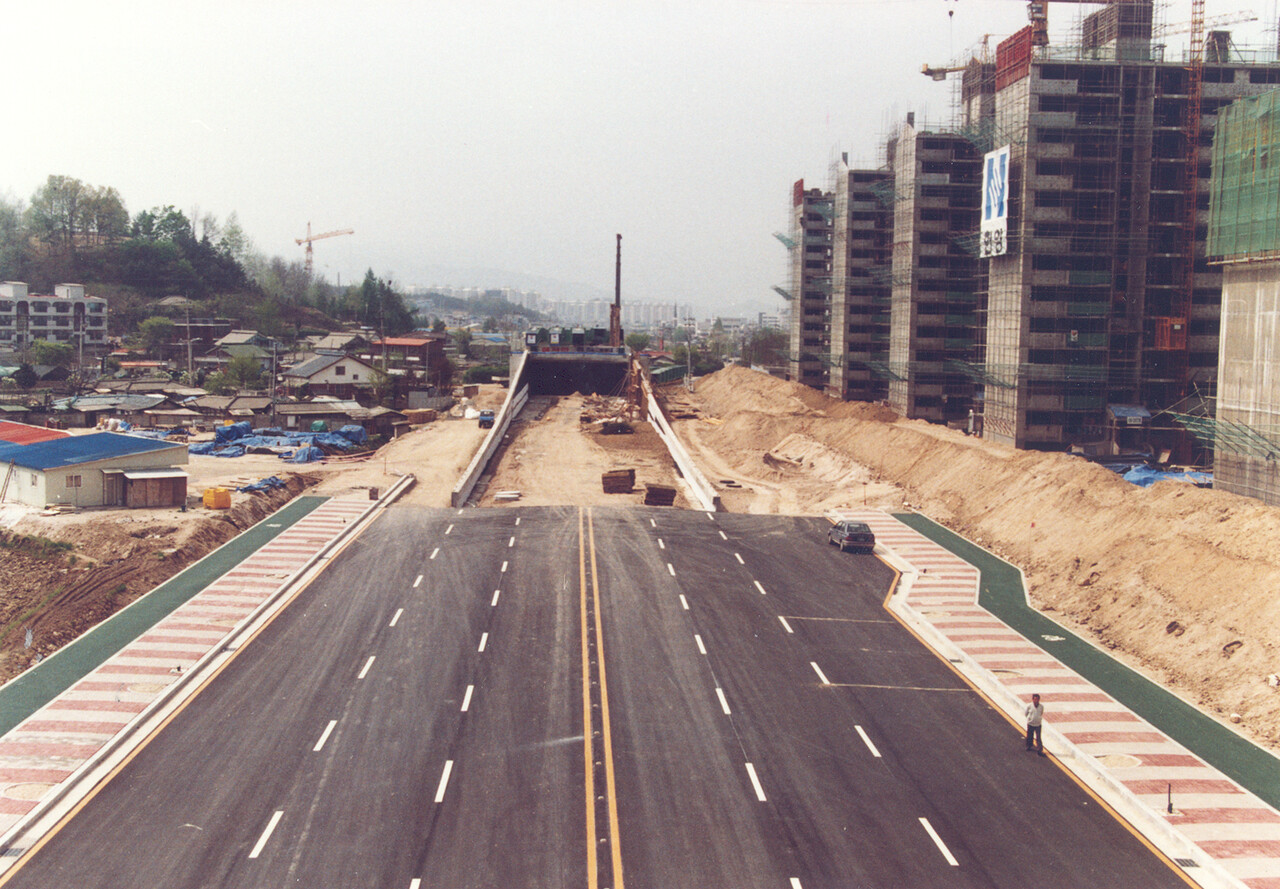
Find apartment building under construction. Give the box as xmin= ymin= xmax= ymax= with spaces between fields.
xmin=784 ymin=0 xmax=1280 ymax=459
xmin=827 ymin=160 xmax=891 ymax=403
xmin=784 ymin=182 xmax=833 ymax=390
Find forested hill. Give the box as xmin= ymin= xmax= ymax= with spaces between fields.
xmin=0 ymin=175 xmax=416 ymax=338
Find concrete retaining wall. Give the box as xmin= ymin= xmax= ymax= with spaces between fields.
xmin=641 ymin=375 xmax=721 ymax=512
xmin=451 ymin=352 xmax=530 ymax=508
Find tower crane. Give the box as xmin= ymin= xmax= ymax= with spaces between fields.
xmin=296 ymin=222 xmax=354 ymax=275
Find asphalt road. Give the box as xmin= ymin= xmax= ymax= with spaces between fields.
xmin=1 ymin=507 xmax=1190 ymax=889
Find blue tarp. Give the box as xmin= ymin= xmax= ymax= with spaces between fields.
xmin=237 ymin=476 xmax=287 ymax=492
xmin=215 ymin=421 xmax=253 ymax=443
xmin=290 ymin=445 xmax=325 ymax=463
xmin=336 ymin=425 xmax=368 ymax=445
xmin=1122 ymin=465 xmax=1213 ymax=488
xmin=189 ymin=429 xmax=360 ymax=458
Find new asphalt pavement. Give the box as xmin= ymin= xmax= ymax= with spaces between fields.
xmin=0 ymin=506 xmax=1191 ymax=889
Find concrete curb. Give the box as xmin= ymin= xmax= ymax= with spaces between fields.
xmin=0 ymin=474 xmax=414 ymax=862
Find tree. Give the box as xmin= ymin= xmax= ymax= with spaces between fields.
xmin=431 ymin=318 xmax=446 ymax=333
xmin=27 ymin=175 xmax=87 ymax=254
xmin=30 ymin=340 xmax=73 ymax=367
xmin=482 ymin=316 xmax=499 ymax=333
xmin=0 ymin=194 xmax=26 ymax=280
xmin=202 ymin=370 xmax=233 ymax=396
xmin=218 ymin=212 xmax=252 ymax=264
xmin=226 ymin=354 xmax=265 ymax=389
xmin=137 ymin=316 xmax=176 ymax=355
xmin=370 ymin=367 xmax=394 ymax=407
xmin=453 ymin=329 xmax=473 ymax=359
xmin=78 ymin=186 xmax=129 ymax=246
xmin=132 ymin=206 xmax=193 ymax=244
xmin=742 ymin=328 xmax=789 ymax=367
xmin=13 ymin=364 xmax=37 ymax=390
xmin=625 ymin=332 xmax=651 ymax=352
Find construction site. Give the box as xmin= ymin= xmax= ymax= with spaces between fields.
xmin=785 ymin=0 xmax=1280 ymax=471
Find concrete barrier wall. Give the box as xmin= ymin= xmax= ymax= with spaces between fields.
xmin=641 ymin=376 xmax=721 ymax=512
xmin=451 ymin=352 xmax=530 ymax=508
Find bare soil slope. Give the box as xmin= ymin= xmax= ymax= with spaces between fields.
xmin=674 ymin=366 xmax=1280 ymax=751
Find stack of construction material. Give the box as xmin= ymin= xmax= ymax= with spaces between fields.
xmin=404 ymin=409 xmax=438 ymax=424
xmin=643 ymin=484 xmax=677 ymax=506
xmin=602 ymin=469 xmax=636 ymax=494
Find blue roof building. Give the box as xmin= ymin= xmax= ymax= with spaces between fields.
xmin=0 ymin=432 xmax=188 ymax=509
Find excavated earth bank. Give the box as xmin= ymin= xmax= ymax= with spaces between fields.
xmin=673 ymin=365 xmax=1280 ymax=752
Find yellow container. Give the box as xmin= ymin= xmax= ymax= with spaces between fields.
xmin=203 ymin=487 xmax=232 ymax=509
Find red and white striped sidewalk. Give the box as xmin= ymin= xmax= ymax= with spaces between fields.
xmin=831 ymin=507 xmax=1280 ymax=889
xmin=0 ymin=497 xmax=372 ymax=837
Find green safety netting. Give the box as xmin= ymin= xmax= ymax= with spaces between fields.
xmin=1209 ymin=90 xmax=1280 ymax=259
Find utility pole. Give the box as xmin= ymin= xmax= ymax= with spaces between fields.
xmin=270 ymin=340 xmax=277 ymax=426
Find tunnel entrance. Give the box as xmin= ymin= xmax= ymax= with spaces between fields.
xmin=519 ymin=354 xmax=629 ymax=396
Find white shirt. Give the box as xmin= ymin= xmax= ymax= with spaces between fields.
xmin=1025 ymin=702 xmax=1044 ymax=726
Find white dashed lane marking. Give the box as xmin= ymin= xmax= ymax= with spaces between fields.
xmin=745 ymin=763 xmax=767 ymax=801
xmin=249 ymin=810 xmax=283 ymax=859
xmin=313 ymin=720 xmax=337 ymax=752
xmin=855 ymin=725 xmax=882 ymax=758
xmin=920 ymin=818 xmax=958 ymax=866
xmin=810 ymin=662 xmax=830 ymax=686
xmin=435 ymin=760 xmax=455 ymax=803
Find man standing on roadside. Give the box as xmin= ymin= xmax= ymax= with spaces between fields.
xmin=1025 ymin=693 xmax=1045 ymax=755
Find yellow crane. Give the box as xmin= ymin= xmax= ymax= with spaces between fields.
xmin=296 ymin=222 xmax=354 ymax=275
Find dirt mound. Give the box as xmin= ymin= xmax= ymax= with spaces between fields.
xmin=0 ymin=474 xmax=318 ymax=681
xmin=683 ymin=366 xmax=1280 ymax=750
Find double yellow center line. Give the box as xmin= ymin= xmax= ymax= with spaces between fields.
xmin=579 ymin=508 xmax=624 ymax=889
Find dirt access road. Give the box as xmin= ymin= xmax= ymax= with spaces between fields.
xmin=476 ymin=394 xmax=687 ymax=508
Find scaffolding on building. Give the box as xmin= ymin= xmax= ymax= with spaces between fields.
xmin=1158 ymin=392 xmax=1280 ymax=460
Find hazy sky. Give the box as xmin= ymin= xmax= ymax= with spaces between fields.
xmin=7 ymin=1 xmax=1273 ymax=315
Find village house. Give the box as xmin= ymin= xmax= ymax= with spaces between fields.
xmin=282 ymin=354 xmax=378 ymax=400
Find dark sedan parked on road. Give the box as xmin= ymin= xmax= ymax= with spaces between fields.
xmin=827 ymin=520 xmax=876 ymax=553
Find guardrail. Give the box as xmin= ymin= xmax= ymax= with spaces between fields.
xmin=451 ymin=352 xmax=530 ymax=508
xmin=640 ymin=374 xmax=721 ymax=512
